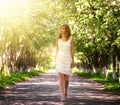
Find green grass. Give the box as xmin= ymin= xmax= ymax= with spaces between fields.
xmin=74 ymin=71 xmax=120 ymax=94
xmin=0 ymin=69 xmax=47 ymax=89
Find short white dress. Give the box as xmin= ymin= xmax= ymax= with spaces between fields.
xmin=56 ymin=36 xmax=72 ymax=75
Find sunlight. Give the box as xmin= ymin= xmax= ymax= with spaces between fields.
xmin=0 ymin=0 xmax=29 ymax=19
xmin=0 ymin=0 xmax=51 ymax=26
xmin=0 ymin=0 xmax=51 ymax=19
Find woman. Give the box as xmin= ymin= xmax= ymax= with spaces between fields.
xmin=55 ymin=24 xmax=74 ymax=102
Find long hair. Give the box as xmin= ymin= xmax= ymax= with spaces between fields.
xmin=58 ymin=24 xmax=71 ymax=40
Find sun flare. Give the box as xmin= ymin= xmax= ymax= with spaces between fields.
xmin=0 ymin=0 xmax=29 ymax=19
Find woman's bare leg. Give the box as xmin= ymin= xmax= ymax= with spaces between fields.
xmin=64 ymin=75 xmax=69 ymax=97
xmin=58 ymin=73 xmax=65 ymax=100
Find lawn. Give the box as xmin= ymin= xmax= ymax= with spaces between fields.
xmin=74 ymin=70 xmax=120 ymax=94
xmin=0 ymin=69 xmax=47 ymax=89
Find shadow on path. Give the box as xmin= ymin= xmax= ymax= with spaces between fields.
xmin=0 ymin=70 xmax=120 ymax=105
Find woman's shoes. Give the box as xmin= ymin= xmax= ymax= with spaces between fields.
xmin=61 ymin=92 xmax=67 ymax=102
xmin=61 ymin=97 xmax=65 ymax=102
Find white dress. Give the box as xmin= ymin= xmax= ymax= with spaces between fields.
xmin=56 ymin=36 xmax=72 ymax=75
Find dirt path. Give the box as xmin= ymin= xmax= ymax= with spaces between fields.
xmin=0 ymin=70 xmax=120 ymax=105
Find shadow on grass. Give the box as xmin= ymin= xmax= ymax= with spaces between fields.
xmin=74 ymin=71 xmax=120 ymax=95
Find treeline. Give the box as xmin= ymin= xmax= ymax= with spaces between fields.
xmin=74 ymin=0 xmax=120 ymax=80
xmin=0 ymin=0 xmax=58 ymax=74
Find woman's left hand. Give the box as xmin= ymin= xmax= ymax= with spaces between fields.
xmin=71 ymin=61 xmax=74 ymax=68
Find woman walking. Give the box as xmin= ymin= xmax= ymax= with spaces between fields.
xmin=55 ymin=24 xmax=74 ymax=102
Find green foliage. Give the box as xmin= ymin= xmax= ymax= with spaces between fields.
xmin=74 ymin=71 xmax=120 ymax=94
xmin=0 ymin=69 xmax=46 ymax=89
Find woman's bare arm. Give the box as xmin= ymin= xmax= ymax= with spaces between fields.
xmin=71 ymin=38 xmax=74 ymax=67
xmin=55 ymin=39 xmax=58 ymax=60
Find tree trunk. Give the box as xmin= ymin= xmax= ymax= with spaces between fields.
xmin=0 ymin=55 xmax=5 ymax=74
xmin=117 ymin=55 xmax=120 ymax=83
xmin=112 ymin=55 xmax=116 ymax=80
xmin=100 ymin=54 xmax=109 ymax=79
xmin=92 ymin=52 xmax=100 ymax=74
xmin=118 ymin=60 xmax=120 ymax=83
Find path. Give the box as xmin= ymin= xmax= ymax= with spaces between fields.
xmin=0 ymin=70 xmax=120 ymax=105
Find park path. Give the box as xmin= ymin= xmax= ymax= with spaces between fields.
xmin=0 ymin=69 xmax=120 ymax=105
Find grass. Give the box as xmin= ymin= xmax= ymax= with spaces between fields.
xmin=74 ymin=70 xmax=120 ymax=94
xmin=0 ymin=69 xmax=47 ymax=89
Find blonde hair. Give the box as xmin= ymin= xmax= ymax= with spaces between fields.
xmin=58 ymin=24 xmax=71 ymax=40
